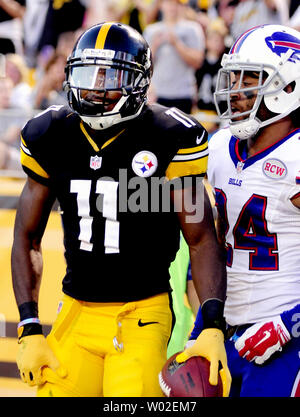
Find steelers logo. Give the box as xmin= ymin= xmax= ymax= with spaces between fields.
xmin=132 ymin=151 xmax=158 ymax=177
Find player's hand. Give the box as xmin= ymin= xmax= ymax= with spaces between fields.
xmin=176 ymin=328 xmax=231 ymax=397
xmin=234 ymin=317 xmax=291 ymax=365
xmin=17 ymin=334 xmax=67 ymax=386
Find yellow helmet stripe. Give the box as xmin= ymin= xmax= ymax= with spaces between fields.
xmin=95 ymin=22 xmax=114 ymax=49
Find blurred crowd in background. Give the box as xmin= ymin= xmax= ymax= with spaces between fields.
xmin=0 ymin=0 xmax=299 ymax=172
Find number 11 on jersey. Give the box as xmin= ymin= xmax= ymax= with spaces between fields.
xmin=71 ymin=179 xmax=120 ymax=253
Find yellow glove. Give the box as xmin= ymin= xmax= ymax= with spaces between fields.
xmin=176 ymin=328 xmax=231 ymax=397
xmin=17 ymin=334 xmax=67 ymax=387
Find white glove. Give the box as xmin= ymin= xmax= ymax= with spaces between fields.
xmin=234 ymin=317 xmax=291 ymax=365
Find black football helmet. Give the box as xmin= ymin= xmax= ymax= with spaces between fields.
xmin=65 ymin=22 xmax=153 ymax=130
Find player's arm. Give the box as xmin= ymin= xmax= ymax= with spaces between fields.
xmin=172 ymin=179 xmax=226 ymax=304
xmin=11 ymin=177 xmax=66 ymax=386
xmin=171 ymin=179 xmax=231 ymax=396
xmin=12 ymin=177 xmax=55 ymax=307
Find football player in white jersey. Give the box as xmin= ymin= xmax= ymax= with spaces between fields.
xmin=185 ymin=24 xmax=300 ymax=396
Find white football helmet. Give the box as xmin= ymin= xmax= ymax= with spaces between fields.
xmin=214 ymin=24 xmax=300 ymax=140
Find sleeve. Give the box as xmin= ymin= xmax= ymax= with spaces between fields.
xmin=285 ymin=142 xmax=300 ymax=200
xmin=206 ymin=129 xmax=224 ymax=188
xmin=20 ymin=134 xmax=50 ymax=185
xmin=165 ymin=110 xmax=208 ymax=181
xmin=20 ymin=112 xmax=52 ymax=186
xmin=206 ymin=145 xmax=215 ymax=188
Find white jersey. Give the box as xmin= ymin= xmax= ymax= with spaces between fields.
xmin=207 ymin=127 xmax=300 ymax=326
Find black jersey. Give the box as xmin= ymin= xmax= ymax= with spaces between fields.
xmin=20 ymin=104 xmax=208 ymax=302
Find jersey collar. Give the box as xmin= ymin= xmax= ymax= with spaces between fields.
xmin=80 ymin=121 xmax=125 ymax=152
xmin=229 ymin=128 xmax=300 ymax=170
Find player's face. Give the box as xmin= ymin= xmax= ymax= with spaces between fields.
xmin=229 ymin=71 xmax=260 ymax=121
xmin=80 ymin=68 xmax=122 ymax=112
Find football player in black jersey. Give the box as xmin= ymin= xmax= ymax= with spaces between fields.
xmin=11 ymin=22 xmax=231 ymax=396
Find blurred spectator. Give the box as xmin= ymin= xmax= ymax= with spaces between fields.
xmin=0 ymin=76 xmax=21 ymax=170
xmin=186 ymin=0 xmax=212 ymax=12
xmin=56 ymin=30 xmax=77 ymax=61
xmin=231 ymin=0 xmax=288 ymax=40
xmin=84 ymin=0 xmax=161 ymax=34
xmin=0 ymin=75 xmax=13 ymax=108
xmin=23 ymin=0 xmax=86 ymax=68
xmin=5 ymin=53 xmax=32 ymax=109
xmin=0 ymin=139 xmax=18 ymax=169
xmin=23 ymin=0 xmax=50 ymax=68
xmin=38 ymin=0 xmax=86 ymax=52
xmin=32 ymin=52 xmax=67 ymax=109
xmin=83 ymin=0 xmax=120 ymax=27
xmin=117 ymin=0 xmax=162 ymax=33
xmin=195 ymin=17 xmax=227 ymax=133
xmin=210 ymin=0 xmax=238 ymax=36
xmin=29 ymin=30 xmax=77 ymax=92
xmin=289 ymin=4 xmax=300 ymax=31
xmin=144 ymin=0 xmax=205 ymax=114
xmin=289 ymin=0 xmax=299 ymax=20
xmin=180 ymin=0 xmax=218 ymax=32
xmin=0 ymin=0 xmax=26 ymax=55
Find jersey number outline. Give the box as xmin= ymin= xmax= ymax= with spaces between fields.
xmin=215 ymin=189 xmax=279 ymax=270
xmin=71 ymin=179 xmax=120 ymax=253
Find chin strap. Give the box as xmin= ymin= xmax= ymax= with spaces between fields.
xmin=230 ymin=117 xmax=261 ymax=140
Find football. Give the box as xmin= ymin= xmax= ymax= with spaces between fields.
xmin=159 ymin=352 xmax=223 ymax=397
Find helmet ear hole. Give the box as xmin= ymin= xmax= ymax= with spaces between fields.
xmin=264 ymin=79 xmax=300 ymax=114
xmin=284 ymin=81 xmax=296 ymax=93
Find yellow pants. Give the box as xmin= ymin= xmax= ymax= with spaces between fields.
xmin=37 ymin=293 xmax=173 ymax=397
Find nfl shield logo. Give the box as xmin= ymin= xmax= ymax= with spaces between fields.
xmin=90 ymin=155 xmax=102 ymax=170
xmin=236 ymin=161 xmax=244 ymax=174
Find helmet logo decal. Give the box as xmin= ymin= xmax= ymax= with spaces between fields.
xmin=265 ymin=32 xmax=300 ymax=63
xmin=132 ymin=151 xmax=158 ymax=177
xmin=82 ymin=48 xmax=115 ymax=62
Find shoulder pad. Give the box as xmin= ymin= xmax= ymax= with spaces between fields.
xmin=161 ymin=107 xmax=209 ymax=180
xmin=20 ymin=105 xmax=75 ymax=184
xmin=21 ymin=105 xmax=73 ymax=146
xmin=209 ymin=127 xmax=231 ymax=151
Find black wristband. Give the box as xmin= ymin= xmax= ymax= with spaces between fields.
xmin=18 ymin=323 xmax=43 ymax=340
xmin=18 ymin=301 xmax=39 ymax=321
xmin=201 ymin=299 xmax=226 ymax=334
